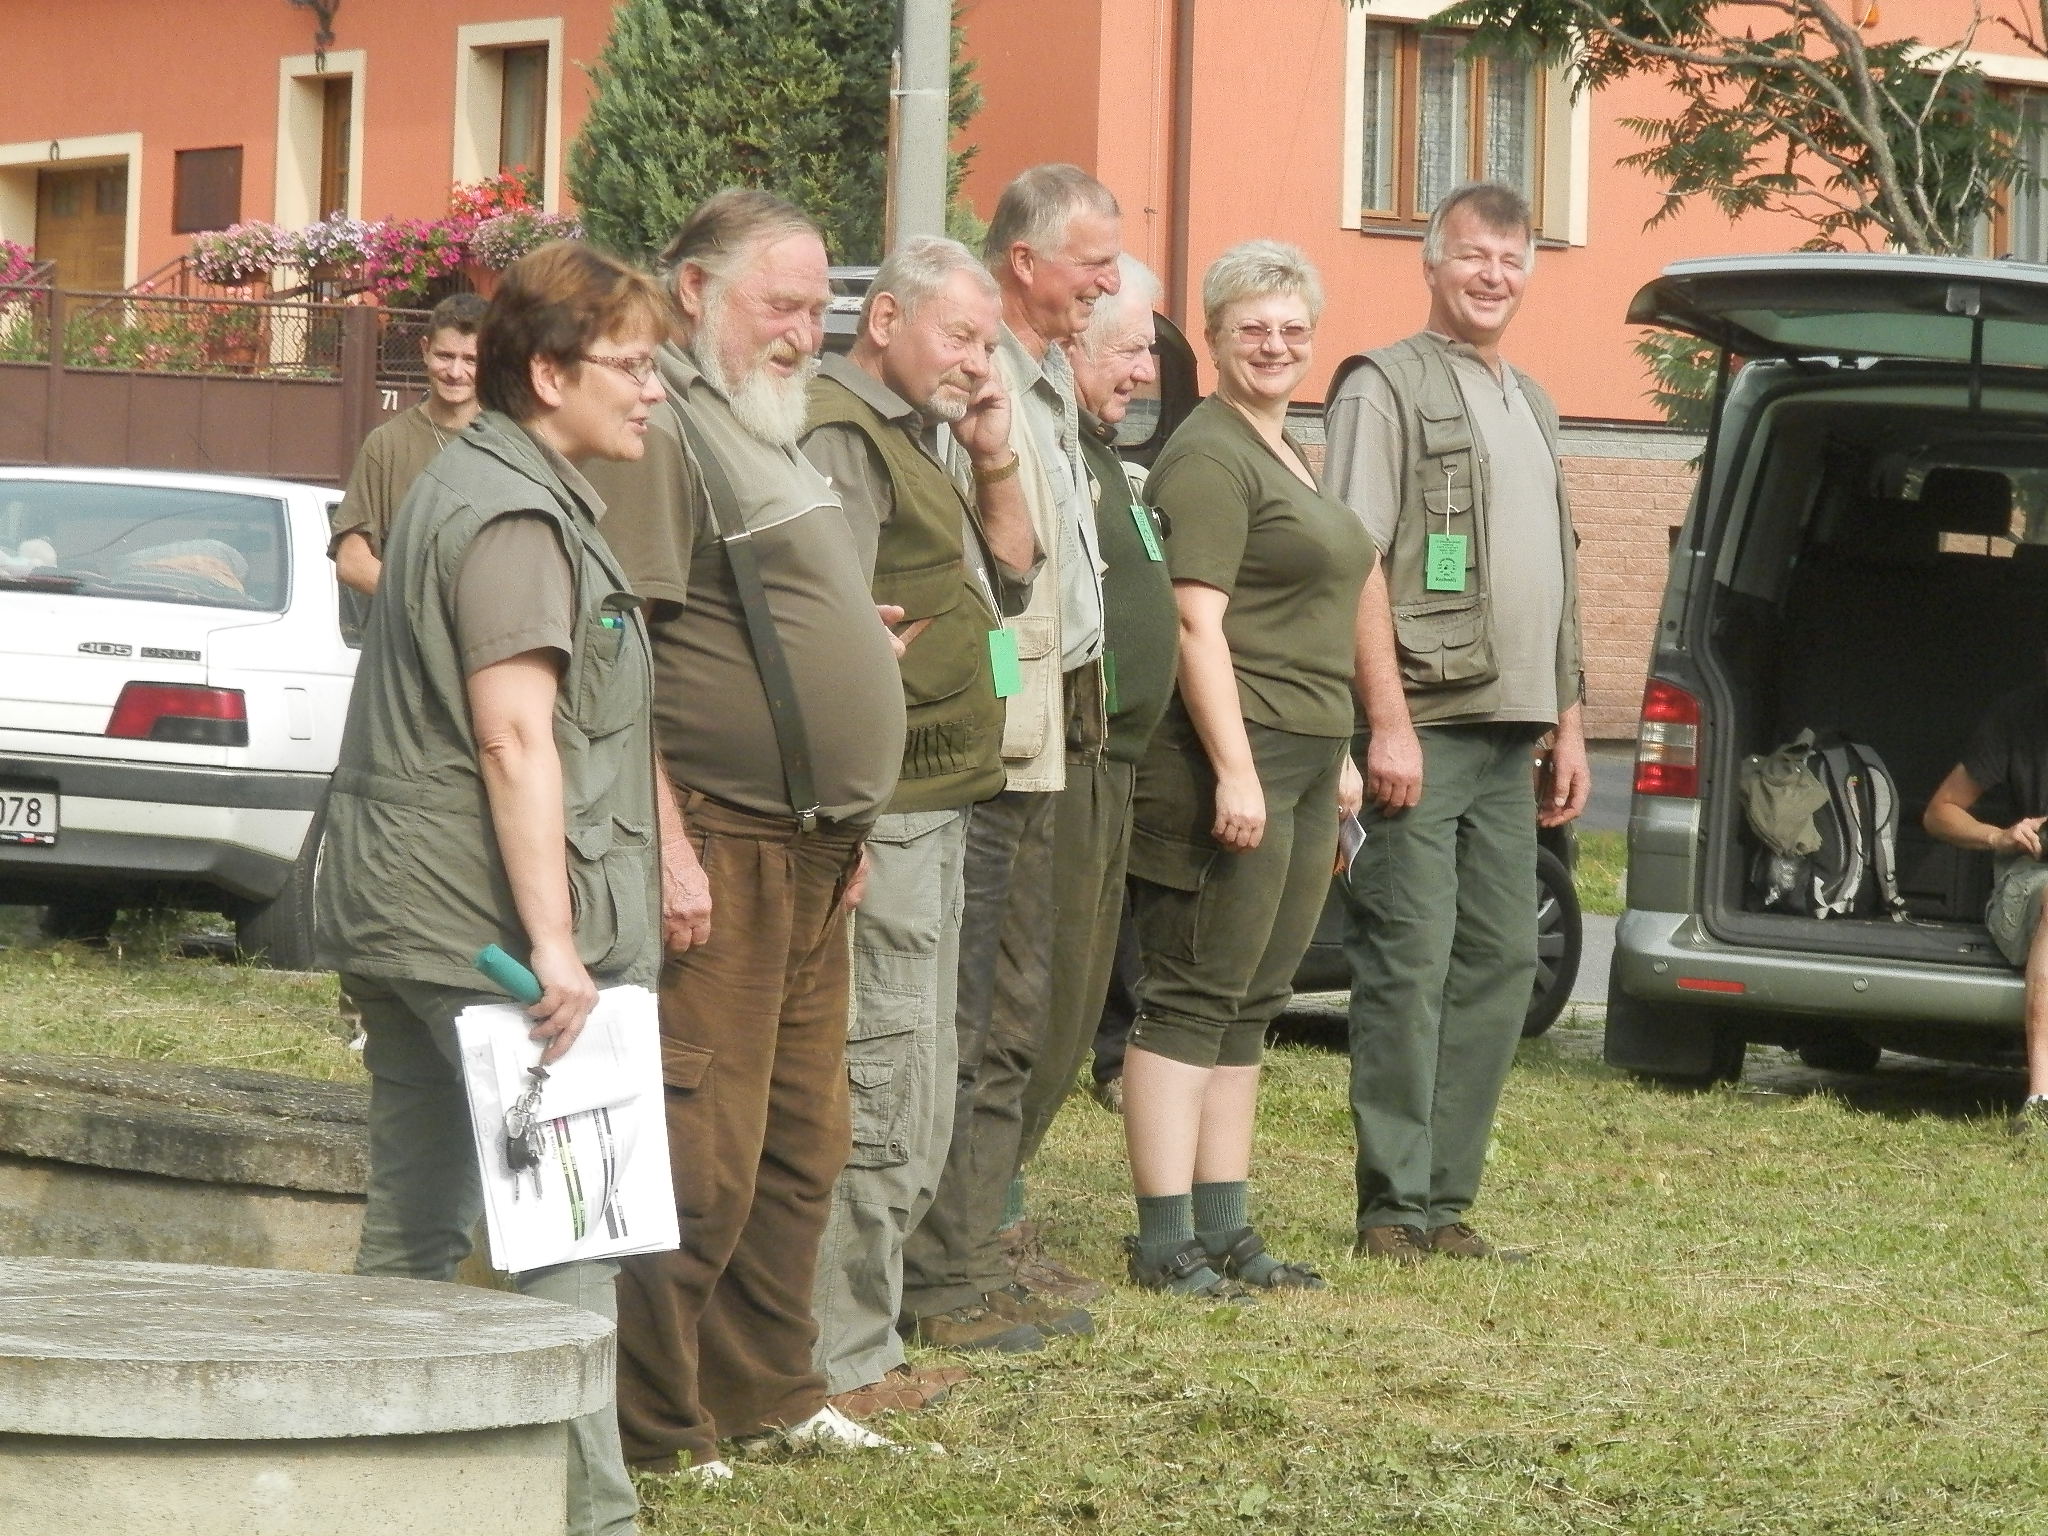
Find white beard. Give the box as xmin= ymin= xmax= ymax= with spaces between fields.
xmin=690 ymin=300 xmax=818 ymax=449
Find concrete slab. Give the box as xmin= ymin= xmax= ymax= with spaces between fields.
xmin=0 ymin=1259 xmax=610 ymax=1438
xmin=0 ymin=1055 xmax=369 ymax=1194
xmin=2 ymin=1423 xmax=564 ymax=1536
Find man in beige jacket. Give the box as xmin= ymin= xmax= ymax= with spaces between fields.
xmin=899 ymin=164 xmax=1122 ymax=1351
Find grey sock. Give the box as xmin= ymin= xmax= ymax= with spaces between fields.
xmin=1135 ymin=1193 xmax=1198 ymax=1271
xmin=1194 ymin=1180 xmax=1283 ymax=1285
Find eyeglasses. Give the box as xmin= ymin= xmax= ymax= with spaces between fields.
xmin=581 ymin=353 xmax=658 ymax=383
xmin=1230 ymin=323 xmax=1314 ymax=350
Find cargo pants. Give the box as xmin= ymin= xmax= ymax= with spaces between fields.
xmin=810 ymin=806 xmax=969 ymax=1393
xmin=1343 ymin=721 xmax=1541 ymax=1232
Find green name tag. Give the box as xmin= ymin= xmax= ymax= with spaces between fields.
xmin=1129 ymin=502 xmax=1164 ymax=562
xmin=1425 ymin=532 xmax=1468 ymax=592
xmin=988 ymin=627 xmax=1022 ymax=698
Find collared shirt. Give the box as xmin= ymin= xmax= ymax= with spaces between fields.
xmin=1325 ymin=328 xmax=1566 ymax=724
xmin=999 ymin=326 xmax=1104 ymax=670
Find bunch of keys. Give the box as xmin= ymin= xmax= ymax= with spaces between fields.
xmin=504 ymin=1064 xmax=550 ymax=1175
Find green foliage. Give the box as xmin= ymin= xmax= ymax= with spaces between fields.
xmin=1631 ymin=329 xmax=1719 ymax=434
xmin=1434 ymin=0 xmax=2028 ymax=255
xmin=571 ymin=0 xmax=982 ymax=266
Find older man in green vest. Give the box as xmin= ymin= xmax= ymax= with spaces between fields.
xmin=1326 ymin=181 xmax=1590 ymax=1265
xmin=799 ymin=237 xmax=1041 ymax=1405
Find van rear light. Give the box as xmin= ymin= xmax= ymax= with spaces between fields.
xmin=1636 ymin=679 xmax=1701 ymax=798
xmin=106 ymin=683 xmax=248 ymax=746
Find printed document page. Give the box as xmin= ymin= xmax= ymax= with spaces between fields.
xmin=455 ymin=985 xmax=679 ymax=1273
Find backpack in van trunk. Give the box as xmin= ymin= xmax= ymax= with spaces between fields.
xmin=1741 ymin=730 xmax=1907 ymax=920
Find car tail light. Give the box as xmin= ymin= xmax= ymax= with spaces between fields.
xmin=1635 ymin=679 xmax=1701 ymax=798
xmin=106 ymin=683 xmax=248 ymax=746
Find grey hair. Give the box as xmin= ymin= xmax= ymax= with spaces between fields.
xmin=656 ymin=187 xmax=821 ymax=290
xmin=1421 ymin=181 xmax=1535 ymax=266
xmin=982 ymin=164 xmax=1120 ymax=268
xmin=1201 ymin=240 xmax=1324 ymax=333
xmin=863 ymin=235 xmax=998 ymax=326
xmin=1079 ymin=254 xmax=1162 ymax=355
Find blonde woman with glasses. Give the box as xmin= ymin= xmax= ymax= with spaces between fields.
xmin=1119 ymin=240 xmax=1373 ymax=1298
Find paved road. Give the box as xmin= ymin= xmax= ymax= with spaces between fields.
xmin=1583 ymin=742 xmax=1635 ymax=834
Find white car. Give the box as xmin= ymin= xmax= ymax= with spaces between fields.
xmin=0 ymin=467 xmax=358 ymax=966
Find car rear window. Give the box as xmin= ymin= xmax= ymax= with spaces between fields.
xmin=0 ymin=480 xmax=288 ymax=611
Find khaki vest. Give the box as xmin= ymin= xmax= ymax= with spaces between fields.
xmin=806 ymin=375 xmax=1007 ymax=813
xmin=976 ymin=338 xmax=1070 ymax=794
xmin=1332 ymin=334 xmax=1584 ymax=725
xmin=315 ymin=412 xmax=659 ymax=991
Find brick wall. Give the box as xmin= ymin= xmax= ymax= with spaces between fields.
xmin=1560 ymin=436 xmax=1700 ymax=740
xmin=1294 ymin=415 xmax=1702 ymax=745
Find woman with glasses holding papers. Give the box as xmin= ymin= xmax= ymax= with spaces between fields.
xmin=1117 ymin=242 xmax=1373 ymax=1302
xmin=315 ymin=241 xmax=680 ymax=1536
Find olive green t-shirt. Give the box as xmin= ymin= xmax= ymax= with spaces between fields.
xmin=584 ymin=345 xmax=905 ymax=828
xmin=1148 ymin=395 xmax=1375 ymax=739
xmin=330 ymin=404 xmax=454 ymax=557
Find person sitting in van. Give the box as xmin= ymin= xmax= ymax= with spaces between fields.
xmin=1924 ymin=684 xmax=2048 ymax=1134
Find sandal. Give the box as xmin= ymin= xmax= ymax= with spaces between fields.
xmin=1122 ymin=1235 xmax=1258 ymax=1302
xmin=1211 ymin=1226 xmax=1328 ymax=1290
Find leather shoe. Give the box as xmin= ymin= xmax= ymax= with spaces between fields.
xmin=1427 ymin=1222 xmax=1530 ymax=1262
xmin=1001 ymin=1219 xmax=1107 ymax=1303
xmin=826 ymin=1364 xmax=969 ymax=1420
xmin=984 ymin=1281 xmax=1093 ymax=1337
xmin=1353 ymin=1224 xmax=1431 ymax=1264
xmin=905 ymin=1302 xmax=1045 ymax=1353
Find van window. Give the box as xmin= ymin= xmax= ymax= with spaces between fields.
xmin=0 ymin=480 xmax=287 ymax=610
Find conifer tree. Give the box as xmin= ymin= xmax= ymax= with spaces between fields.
xmin=570 ymin=0 xmax=978 ymax=265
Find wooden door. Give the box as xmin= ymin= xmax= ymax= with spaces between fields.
xmin=319 ymin=78 xmax=352 ymax=218
xmin=37 ymin=165 xmax=127 ymax=292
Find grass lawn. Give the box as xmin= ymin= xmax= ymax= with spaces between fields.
xmin=4 ymin=917 xmax=2046 ymax=1533
xmin=1575 ymin=829 xmax=1627 ymax=918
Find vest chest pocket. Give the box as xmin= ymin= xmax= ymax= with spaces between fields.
xmin=576 ymin=590 xmax=646 ymax=738
xmin=877 ymin=568 xmax=985 ymax=709
xmin=1393 ymin=592 xmax=1498 ymax=689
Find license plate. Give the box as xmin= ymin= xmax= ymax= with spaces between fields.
xmin=0 ymin=790 xmax=56 ymax=846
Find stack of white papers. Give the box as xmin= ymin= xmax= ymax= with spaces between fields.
xmin=454 ymin=985 xmax=679 ymax=1274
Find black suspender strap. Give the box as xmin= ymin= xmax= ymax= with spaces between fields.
xmin=670 ymin=401 xmax=822 ymax=832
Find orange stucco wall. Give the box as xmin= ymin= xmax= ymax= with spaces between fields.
xmin=957 ymin=0 xmax=2048 ymax=422
xmin=0 ymin=0 xmax=610 ymax=277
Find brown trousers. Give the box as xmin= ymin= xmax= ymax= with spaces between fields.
xmin=614 ymin=791 xmax=863 ymax=1469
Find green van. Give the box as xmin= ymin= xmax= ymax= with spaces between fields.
xmin=1609 ymin=253 xmax=2048 ymax=1083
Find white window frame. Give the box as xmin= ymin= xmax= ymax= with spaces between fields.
xmin=275 ymin=49 xmax=366 ymax=229
xmin=1341 ymin=0 xmax=1588 ymax=246
xmin=452 ymin=18 xmax=565 ymax=210
xmin=0 ymin=132 xmax=145 ymax=287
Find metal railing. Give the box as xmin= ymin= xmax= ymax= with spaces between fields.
xmin=0 ymin=287 xmax=434 ymax=382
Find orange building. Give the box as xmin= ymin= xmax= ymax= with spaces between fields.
xmin=948 ymin=0 xmax=2048 ymax=731
xmin=8 ymin=0 xmax=2048 ymax=731
xmin=1 ymin=1 xmax=604 ymax=292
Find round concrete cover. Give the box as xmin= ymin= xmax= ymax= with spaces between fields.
xmin=0 ymin=1259 xmax=613 ymax=1440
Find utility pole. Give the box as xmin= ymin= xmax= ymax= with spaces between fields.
xmin=889 ymin=0 xmax=950 ymax=248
